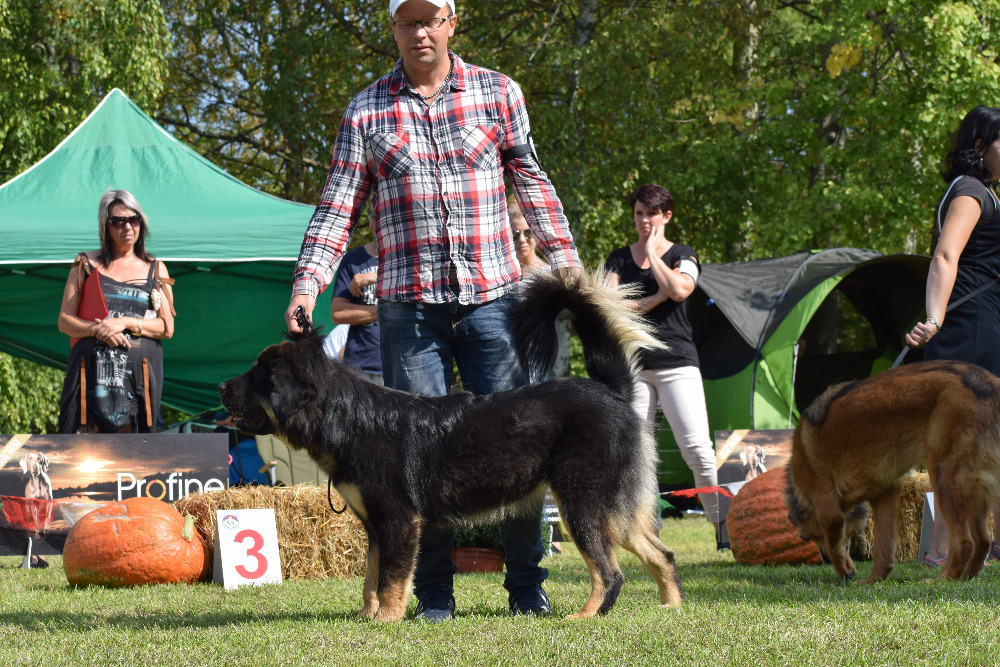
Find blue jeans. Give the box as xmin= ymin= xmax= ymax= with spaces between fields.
xmin=378 ymin=294 xmax=548 ymax=598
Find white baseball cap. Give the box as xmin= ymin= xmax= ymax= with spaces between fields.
xmin=390 ymin=0 xmax=455 ymax=17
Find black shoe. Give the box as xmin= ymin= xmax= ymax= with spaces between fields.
xmin=30 ymin=555 xmax=49 ymax=569
xmin=509 ymin=585 xmax=552 ymax=616
xmin=414 ymin=589 xmax=455 ymax=623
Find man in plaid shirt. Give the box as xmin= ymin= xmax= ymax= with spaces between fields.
xmin=285 ymin=0 xmax=580 ymax=622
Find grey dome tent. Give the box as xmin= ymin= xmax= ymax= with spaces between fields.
xmin=657 ymin=248 xmax=931 ymax=485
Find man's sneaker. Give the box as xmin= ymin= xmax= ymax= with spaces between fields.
xmin=413 ymin=590 xmax=455 ymax=623
xmin=508 ymin=585 xmax=552 ymax=616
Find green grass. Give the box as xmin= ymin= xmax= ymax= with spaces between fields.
xmin=3 ymin=516 xmax=999 ymax=666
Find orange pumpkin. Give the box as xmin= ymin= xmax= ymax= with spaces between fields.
xmin=64 ymin=497 xmax=210 ymax=587
xmin=727 ymin=467 xmax=822 ymax=566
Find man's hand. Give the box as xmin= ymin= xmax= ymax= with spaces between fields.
xmin=285 ymin=294 xmax=317 ymax=333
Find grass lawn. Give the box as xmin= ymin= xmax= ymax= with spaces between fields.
xmin=2 ymin=514 xmax=999 ymax=667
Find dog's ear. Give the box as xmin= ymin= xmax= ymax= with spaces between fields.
xmin=40 ymin=453 xmax=49 ymax=470
xmin=18 ymin=455 xmax=27 ymax=474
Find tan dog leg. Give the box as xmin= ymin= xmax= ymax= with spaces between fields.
xmin=936 ymin=480 xmax=979 ymax=580
xmin=964 ymin=513 xmax=991 ymax=579
xmin=358 ymin=542 xmax=380 ymax=620
xmin=860 ymin=489 xmax=900 ymax=584
xmin=374 ymin=573 xmax=413 ymax=622
xmin=620 ymin=523 xmax=683 ymax=608
xmin=816 ymin=507 xmax=855 ymax=581
xmin=568 ymin=551 xmax=615 ymax=619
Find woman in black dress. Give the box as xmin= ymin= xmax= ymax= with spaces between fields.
xmin=906 ymin=106 xmax=1000 ymax=566
xmin=57 ymin=189 xmax=175 ymax=433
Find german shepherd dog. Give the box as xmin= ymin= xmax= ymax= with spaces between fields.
xmin=785 ymin=360 xmax=1000 ymax=583
xmin=218 ymin=269 xmax=684 ymax=621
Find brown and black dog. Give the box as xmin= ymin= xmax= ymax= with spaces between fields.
xmin=219 ymin=269 xmax=684 ymax=621
xmin=785 ymin=360 xmax=1000 ymax=583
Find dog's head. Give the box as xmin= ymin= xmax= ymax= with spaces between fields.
xmin=785 ymin=471 xmax=869 ymax=549
xmin=217 ymin=329 xmax=330 ymax=440
xmin=19 ymin=452 xmax=49 ymax=476
xmin=740 ymin=445 xmax=765 ymax=468
xmin=784 ymin=472 xmax=823 ymax=542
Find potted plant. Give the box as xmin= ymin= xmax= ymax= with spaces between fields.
xmin=451 ymin=516 xmax=556 ymax=573
xmin=452 ymin=522 xmax=504 ymax=573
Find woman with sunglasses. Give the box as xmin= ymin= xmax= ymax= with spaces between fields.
xmin=56 ymin=189 xmax=175 ymax=433
xmin=509 ymin=195 xmax=545 ymax=276
xmin=604 ymin=183 xmax=718 ymax=540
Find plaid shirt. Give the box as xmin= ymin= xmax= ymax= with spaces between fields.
xmin=293 ymin=52 xmax=579 ymax=304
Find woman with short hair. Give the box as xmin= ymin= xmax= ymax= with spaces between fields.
xmin=604 ymin=183 xmax=718 ymax=539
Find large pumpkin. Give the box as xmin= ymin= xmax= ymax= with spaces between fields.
xmin=64 ymin=497 xmax=210 ymax=587
xmin=727 ymin=467 xmax=822 ymax=566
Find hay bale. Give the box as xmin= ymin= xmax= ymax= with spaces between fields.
xmin=173 ymin=484 xmax=367 ymax=580
xmin=858 ymin=471 xmax=930 ymax=562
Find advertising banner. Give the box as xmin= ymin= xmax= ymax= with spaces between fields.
xmin=0 ymin=433 xmax=227 ymax=556
xmin=714 ymin=429 xmax=794 ymax=548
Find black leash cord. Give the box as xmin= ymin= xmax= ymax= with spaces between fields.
xmin=892 ymin=275 xmax=1000 ymax=368
xmin=327 ymin=477 xmax=347 ymax=514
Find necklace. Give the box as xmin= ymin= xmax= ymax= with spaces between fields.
xmin=408 ymin=58 xmax=454 ymax=101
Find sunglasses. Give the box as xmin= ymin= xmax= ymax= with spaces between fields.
xmin=108 ymin=214 xmax=142 ymax=229
xmin=512 ymin=229 xmax=533 ymax=241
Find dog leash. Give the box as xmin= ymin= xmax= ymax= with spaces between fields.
xmin=293 ymin=305 xmax=313 ymax=333
xmin=294 ymin=306 xmax=347 ymax=514
xmin=891 ymin=275 xmax=1000 ymax=368
xmin=327 ymin=478 xmax=348 ymax=514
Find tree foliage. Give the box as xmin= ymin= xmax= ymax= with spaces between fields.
xmin=5 ymin=0 xmax=1000 ymax=414
xmin=157 ymin=1 xmax=1000 ymax=267
xmin=0 ymin=0 xmax=170 ymax=183
xmin=0 ymin=352 xmax=63 ymax=433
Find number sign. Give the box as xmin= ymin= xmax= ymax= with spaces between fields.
xmin=212 ymin=509 xmax=282 ymax=590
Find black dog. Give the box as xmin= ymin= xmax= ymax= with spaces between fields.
xmin=219 ymin=269 xmax=683 ymax=620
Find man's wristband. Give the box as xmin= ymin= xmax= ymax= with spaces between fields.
xmin=926 ymin=317 xmax=941 ymax=332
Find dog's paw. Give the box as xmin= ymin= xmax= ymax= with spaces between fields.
xmin=357 ymin=603 xmax=379 ymax=621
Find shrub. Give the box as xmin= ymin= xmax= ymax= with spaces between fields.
xmin=0 ymin=352 xmax=62 ymax=433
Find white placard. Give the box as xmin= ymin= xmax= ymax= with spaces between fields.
xmin=917 ymin=492 xmax=936 ymax=563
xmin=213 ymin=508 xmax=283 ymax=590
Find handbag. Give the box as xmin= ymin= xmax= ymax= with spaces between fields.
xmin=70 ymin=255 xmax=109 ymax=348
xmin=67 ymin=254 xmax=132 ymax=432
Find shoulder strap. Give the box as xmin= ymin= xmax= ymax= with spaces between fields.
xmin=73 ymin=252 xmax=94 ymax=293
xmin=936 ymin=176 xmax=966 ymax=235
xmin=153 ymin=260 xmax=177 ymax=316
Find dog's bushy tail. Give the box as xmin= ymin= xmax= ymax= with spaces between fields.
xmin=512 ymin=267 xmax=665 ymax=397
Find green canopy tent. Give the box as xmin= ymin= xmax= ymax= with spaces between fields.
xmin=0 ymin=89 xmax=326 ymax=415
xmin=657 ymin=248 xmax=930 ymax=487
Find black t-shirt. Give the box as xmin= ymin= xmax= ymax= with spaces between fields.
xmin=604 ymin=243 xmax=700 ymax=370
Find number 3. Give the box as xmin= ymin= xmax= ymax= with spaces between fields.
xmin=234 ymin=529 xmax=267 ymax=579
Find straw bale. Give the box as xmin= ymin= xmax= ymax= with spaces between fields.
xmin=858 ymin=471 xmax=930 ymax=562
xmin=174 ymin=484 xmax=367 ymax=580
